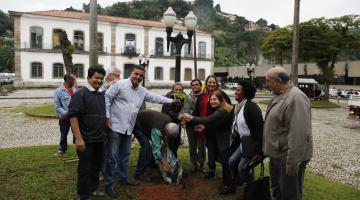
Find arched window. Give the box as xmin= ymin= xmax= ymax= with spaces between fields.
xmin=53 ymin=29 xmax=64 ymax=49
xmin=155 ymin=38 xmax=164 ymax=56
xmin=169 ymin=67 xmax=175 ymax=81
xmin=31 ymin=62 xmax=42 ymax=78
xmin=30 ymin=26 xmax=43 ymax=49
xmin=124 ymin=63 xmax=135 ymax=79
xmin=74 ymin=64 xmax=84 ymax=79
xmin=74 ymin=30 xmax=85 ymax=50
xmin=170 ymin=43 xmax=176 ymax=56
xmin=97 ymin=32 xmax=104 ymax=52
xmin=184 ymin=68 xmax=192 ymax=81
xmin=198 ymin=69 xmax=205 ymax=80
xmin=184 ymin=43 xmax=193 ymax=57
xmin=154 ymin=67 xmax=163 ymax=80
xmin=125 ymin=33 xmax=136 ymax=54
xmin=198 ymin=41 xmax=206 ymax=59
xmin=53 ymin=63 xmax=64 ymax=79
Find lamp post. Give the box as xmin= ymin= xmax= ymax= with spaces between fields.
xmin=246 ymin=63 xmax=255 ymax=82
xmin=163 ymin=7 xmax=197 ymax=82
xmin=138 ymin=54 xmax=150 ymax=87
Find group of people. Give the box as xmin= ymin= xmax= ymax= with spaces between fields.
xmin=54 ymin=65 xmax=313 ymax=200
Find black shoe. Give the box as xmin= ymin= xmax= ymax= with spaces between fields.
xmin=218 ymin=185 xmax=236 ymax=195
xmin=121 ymin=180 xmax=139 ymax=186
xmin=105 ymin=187 xmax=119 ymax=198
xmin=204 ymin=172 xmax=215 ymax=179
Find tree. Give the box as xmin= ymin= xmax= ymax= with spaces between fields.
xmin=214 ymin=4 xmax=221 ymax=12
xmin=64 ymin=6 xmax=82 ymax=12
xmin=58 ymin=30 xmax=75 ymax=74
xmin=82 ymin=2 xmax=102 ymax=13
xmin=256 ymin=18 xmax=267 ymax=28
xmin=0 ymin=38 xmax=14 ymax=72
xmin=0 ymin=10 xmax=13 ymax=37
xmin=261 ymin=28 xmax=292 ymax=65
xmin=215 ymin=47 xmax=241 ymax=67
xmin=299 ymin=19 xmax=342 ymax=100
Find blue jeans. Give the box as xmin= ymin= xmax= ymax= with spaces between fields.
xmin=133 ymin=128 xmax=152 ymax=177
xmin=228 ymin=145 xmax=251 ymax=185
xmin=105 ymin=131 xmax=132 ymax=188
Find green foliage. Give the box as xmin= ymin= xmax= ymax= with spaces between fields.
xmin=256 ymin=18 xmax=268 ymax=27
xmin=0 ymin=10 xmax=13 ymax=37
xmin=171 ymin=92 xmax=191 ymax=103
xmin=215 ymin=47 xmax=241 ymax=67
xmin=261 ymin=28 xmax=292 ymax=65
xmin=0 ymin=38 xmax=14 ymax=72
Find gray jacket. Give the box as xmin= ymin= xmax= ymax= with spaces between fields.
xmin=263 ymin=86 xmax=313 ymax=170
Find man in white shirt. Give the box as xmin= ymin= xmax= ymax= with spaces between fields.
xmin=104 ymin=65 xmax=177 ymax=198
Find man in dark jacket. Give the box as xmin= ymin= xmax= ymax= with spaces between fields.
xmin=68 ymin=66 xmax=107 ymax=200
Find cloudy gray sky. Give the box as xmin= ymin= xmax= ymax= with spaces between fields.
xmin=1 ymin=0 xmax=359 ymax=27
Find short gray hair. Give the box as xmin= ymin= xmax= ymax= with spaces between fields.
xmin=107 ymin=67 xmax=121 ymax=76
xmin=164 ymin=122 xmax=179 ymax=139
xmin=272 ymin=71 xmax=290 ymax=84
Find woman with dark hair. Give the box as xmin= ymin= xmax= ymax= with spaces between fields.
xmin=192 ymin=75 xmax=231 ymax=178
xmin=180 ymin=90 xmax=233 ymax=192
xmin=226 ymin=80 xmax=264 ymax=197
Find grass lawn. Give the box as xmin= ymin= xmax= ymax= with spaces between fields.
xmin=0 ymin=145 xmax=359 ymax=200
xmin=259 ymin=99 xmax=341 ymax=108
xmin=22 ymin=103 xmax=56 ymax=118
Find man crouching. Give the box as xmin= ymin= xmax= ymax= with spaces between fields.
xmin=133 ymin=110 xmax=183 ymax=184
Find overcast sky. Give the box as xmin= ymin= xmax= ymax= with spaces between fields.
xmin=1 ymin=0 xmax=359 ymax=27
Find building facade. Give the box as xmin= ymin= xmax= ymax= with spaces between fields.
xmin=10 ymin=10 xmax=214 ymax=88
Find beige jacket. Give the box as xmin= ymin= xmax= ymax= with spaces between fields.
xmin=263 ymin=86 xmax=313 ymax=170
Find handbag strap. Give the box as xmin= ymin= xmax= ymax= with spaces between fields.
xmin=250 ymin=161 xmax=265 ymax=181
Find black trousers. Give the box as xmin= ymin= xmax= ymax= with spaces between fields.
xmin=59 ymin=119 xmax=71 ymax=152
xmin=77 ymin=142 xmax=104 ymax=200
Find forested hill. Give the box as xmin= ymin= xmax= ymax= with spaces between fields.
xmin=76 ymin=0 xmax=276 ymax=67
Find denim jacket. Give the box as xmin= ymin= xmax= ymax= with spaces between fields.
xmin=54 ymin=85 xmax=71 ymax=117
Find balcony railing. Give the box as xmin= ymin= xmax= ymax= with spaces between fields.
xmin=120 ymin=47 xmax=140 ymax=57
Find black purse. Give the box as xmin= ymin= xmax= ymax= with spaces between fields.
xmin=241 ymin=135 xmax=256 ymax=157
xmin=244 ymin=162 xmax=271 ymax=200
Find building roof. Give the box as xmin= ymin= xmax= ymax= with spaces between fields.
xmin=10 ymin=10 xmax=203 ymax=33
xmin=298 ymin=78 xmax=318 ymax=84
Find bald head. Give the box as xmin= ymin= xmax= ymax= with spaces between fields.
xmin=267 ymin=66 xmax=290 ymax=84
xmin=266 ymin=66 xmax=290 ymax=94
xmin=164 ymin=122 xmax=179 ymax=139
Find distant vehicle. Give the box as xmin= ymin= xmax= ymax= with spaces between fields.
xmin=329 ymin=89 xmax=338 ymax=97
xmin=348 ymin=95 xmax=360 ymax=120
xmin=224 ymin=82 xmax=238 ymax=89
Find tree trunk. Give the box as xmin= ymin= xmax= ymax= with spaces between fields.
xmin=291 ymin=0 xmax=300 ymax=86
xmin=59 ymin=31 xmax=74 ymax=74
xmin=89 ymin=0 xmax=98 ymax=67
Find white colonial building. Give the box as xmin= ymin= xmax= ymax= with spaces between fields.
xmin=10 ymin=10 xmax=215 ymax=87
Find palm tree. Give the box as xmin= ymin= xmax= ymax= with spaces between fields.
xmin=89 ymin=0 xmax=98 ymax=67
xmin=291 ymin=0 xmax=300 ymax=86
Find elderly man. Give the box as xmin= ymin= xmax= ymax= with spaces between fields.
xmin=104 ymin=65 xmax=178 ymax=198
xmin=53 ymin=73 xmax=76 ymax=155
xmin=101 ymin=67 xmax=121 ymax=90
xmin=263 ymin=67 xmax=313 ymax=200
xmin=134 ymin=110 xmax=182 ymax=184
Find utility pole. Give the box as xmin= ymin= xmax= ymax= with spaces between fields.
xmin=89 ymin=0 xmax=98 ymax=67
xmin=291 ymin=0 xmax=300 ymax=86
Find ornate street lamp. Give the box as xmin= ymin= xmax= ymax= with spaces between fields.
xmin=163 ymin=7 xmax=197 ymax=82
xmin=138 ymin=54 xmax=150 ymax=87
xmin=246 ymin=63 xmax=255 ymax=82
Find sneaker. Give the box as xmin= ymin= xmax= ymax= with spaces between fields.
xmin=91 ymin=191 xmax=106 ymax=197
xmin=218 ymin=185 xmax=236 ymax=195
xmin=54 ymin=150 xmax=64 ymax=156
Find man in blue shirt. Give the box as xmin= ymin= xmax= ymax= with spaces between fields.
xmin=104 ymin=65 xmax=178 ymax=198
xmin=53 ymin=73 xmax=76 ymax=155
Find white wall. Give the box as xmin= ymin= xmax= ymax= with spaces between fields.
xmin=17 ymin=14 xmax=214 ymax=87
